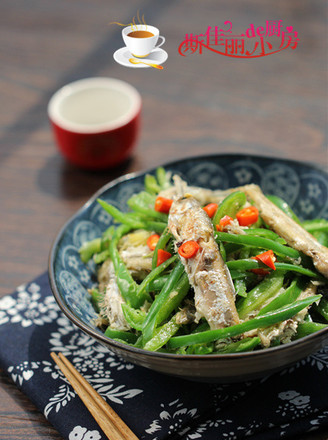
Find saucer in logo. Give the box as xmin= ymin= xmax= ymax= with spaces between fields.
xmin=113 ymin=47 xmax=168 ymax=68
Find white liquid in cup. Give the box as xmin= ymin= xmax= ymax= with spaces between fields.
xmin=59 ymin=88 xmax=131 ymax=125
xmin=48 ymin=78 xmax=141 ymax=133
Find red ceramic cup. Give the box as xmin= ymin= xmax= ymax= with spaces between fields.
xmin=48 ymin=77 xmax=141 ymax=170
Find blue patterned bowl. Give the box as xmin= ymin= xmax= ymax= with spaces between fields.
xmin=49 ymin=154 xmax=328 ymax=382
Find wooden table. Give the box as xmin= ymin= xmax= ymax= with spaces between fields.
xmin=1 ymin=0 xmax=327 ymax=438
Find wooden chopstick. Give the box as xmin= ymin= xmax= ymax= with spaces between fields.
xmin=50 ymin=352 xmax=139 ymax=440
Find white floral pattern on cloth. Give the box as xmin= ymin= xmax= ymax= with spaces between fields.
xmin=0 ymin=282 xmax=58 ymax=327
xmin=69 ymin=426 xmax=101 ymax=440
xmin=7 ymin=361 xmax=40 ymax=386
xmin=3 ymin=280 xmax=142 ymax=422
xmin=145 ymin=399 xmax=198 ymax=439
xmin=44 ymin=383 xmax=76 ymax=417
xmin=211 ymin=382 xmax=254 ymax=409
xmin=309 ymin=410 xmax=328 ymax=432
xmin=184 ymin=417 xmax=235 ymax=440
xmin=182 ymin=419 xmax=263 ymax=440
xmin=45 ymin=314 xmax=141 ymax=417
xmin=6 ymin=310 xmax=142 ymax=419
xmin=276 ymin=390 xmax=313 ymax=420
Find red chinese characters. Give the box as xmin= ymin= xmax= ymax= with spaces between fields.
xmin=179 ymin=20 xmax=299 ymax=58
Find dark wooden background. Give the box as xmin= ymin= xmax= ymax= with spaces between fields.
xmin=0 ymin=0 xmax=327 ymax=438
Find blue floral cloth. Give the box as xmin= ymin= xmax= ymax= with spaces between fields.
xmin=0 ymin=272 xmax=328 ymax=440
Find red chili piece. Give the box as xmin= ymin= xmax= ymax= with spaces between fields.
xmin=203 ymin=203 xmax=218 ymax=218
xmin=178 ymin=241 xmax=200 ymax=259
xmin=254 ymin=249 xmax=276 ymax=270
xmin=154 ymin=196 xmax=173 ymax=214
xmin=236 ymin=206 xmax=259 ymax=226
xmin=156 ymin=249 xmax=172 ymax=266
xmin=147 ymin=234 xmax=160 ymax=251
xmin=216 ymin=215 xmax=233 ymax=232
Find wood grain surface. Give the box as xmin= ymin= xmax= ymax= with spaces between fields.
xmin=0 ymin=0 xmax=327 ymax=438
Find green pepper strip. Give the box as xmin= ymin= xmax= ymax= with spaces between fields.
xmin=314 ymin=298 xmax=328 ymax=322
xmin=239 ymin=247 xmax=251 ymax=260
xmin=144 ymin=174 xmax=161 ymax=194
xmin=97 ymin=199 xmax=167 ymax=235
xmin=231 ymin=272 xmax=259 ymax=288
xmin=295 ymin=322 xmax=328 ymax=339
xmin=155 ymin=274 xmax=189 ymax=329
xmin=79 ymin=238 xmax=102 ymax=263
xmin=237 ymin=271 xmax=284 ymax=320
xmin=226 ymin=259 xmax=322 ymax=279
xmin=127 ymin=191 xmax=168 ymax=222
xmin=302 ymin=219 xmax=328 ymax=226
xmin=303 ymin=313 xmax=313 ymax=323
xmin=192 ymin=320 xmax=210 ymax=333
xmin=215 ymin=337 xmax=261 ymax=353
xmin=219 ymin=241 xmax=226 ymax=262
xmin=303 ymin=223 xmax=328 ymax=233
xmin=93 ymin=250 xmax=110 ymax=264
xmin=142 ymin=262 xmax=186 ymax=343
xmin=97 ymin=199 xmax=144 ymax=228
xmin=302 ymin=219 xmax=328 ymax=231
xmin=243 ymin=228 xmax=281 ymax=241
xmin=144 ymin=315 xmax=180 ymax=351
xmin=215 ymin=231 xmax=300 ymax=259
xmin=187 ymin=343 xmax=214 ymax=355
xmin=257 ymin=278 xmax=304 ymax=316
xmin=121 ymin=304 xmax=146 ymax=331
xmin=143 ymin=221 xmax=167 ymax=234
xmin=137 ymin=255 xmax=177 ymax=298
xmin=167 ymin=295 xmax=321 ymax=349
xmin=224 ymin=243 xmax=244 ymax=255
xmin=266 ymin=195 xmax=301 ymax=224
xmin=295 ymin=218 xmax=328 ymax=247
xmin=112 ymin=224 xmax=131 ymax=242
xmin=212 ymin=191 xmax=247 ymax=226
xmin=109 ymin=226 xmax=149 ymax=308
xmin=122 ymin=212 xmax=167 ymax=234
xmin=312 ymin=231 xmax=328 ymax=247
xmin=229 ymin=270 xmax=246 ymax=280
xmin=146 ymin=275 xmax=169 ymax=293
xmin=142 ymin=273 xmax=189 ymax=345
xmin=104 ymin=327 xmax=138 ymax=344
xmin=102 ymin=225 xmax=116 ymax=239
xmin=152 ymin=228 xmax=172 ymax=269
xmin=79 ymin=225 xmax=115 ymax=263
xmin=234 ymin=279 xmax=247 ymax=298
xmin=156 ymin=166 xmax=171 ymax=190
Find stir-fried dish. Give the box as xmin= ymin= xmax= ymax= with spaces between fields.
xmin=79 ymin=167 xmax=328 ymax=354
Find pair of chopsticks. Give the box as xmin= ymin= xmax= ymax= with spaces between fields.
xmin=50 ymin=352 xmax=139 ymax=440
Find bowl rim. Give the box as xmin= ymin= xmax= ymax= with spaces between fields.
xmin=48 ymin=152 xmax=328 ymax=362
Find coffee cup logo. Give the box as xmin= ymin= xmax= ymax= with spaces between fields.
xmin=112 ymin=14 xmax=168 ymax=69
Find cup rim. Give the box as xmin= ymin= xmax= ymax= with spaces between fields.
xmin=47 ymin=77 xmax=141 ymax=134
xmin=122 ymin=24 xmax=159 ymax=37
